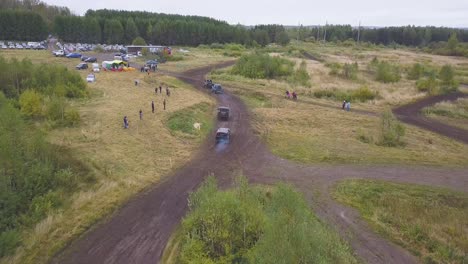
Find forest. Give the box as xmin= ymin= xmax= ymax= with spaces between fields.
xmin=1 ymin=1 xmax=466 ymax=48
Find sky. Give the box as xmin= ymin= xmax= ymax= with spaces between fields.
xmin=44 ymin=0 xmax=468 ymax=28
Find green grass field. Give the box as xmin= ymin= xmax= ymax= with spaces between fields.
xmin=333 ymin=179 xmax=468 ymax=264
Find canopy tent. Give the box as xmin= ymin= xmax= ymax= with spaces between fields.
xmin=102 ymin=60 xmax=134 ymax=71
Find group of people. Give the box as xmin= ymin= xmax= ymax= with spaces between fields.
xmin=123 ymin=83 xmax=171 ymax=129
xmin=140 ymin=64 xmax=157 ymax=73
xmin=285 ymin=90 xmax=298 ymax=100
xmin=342 ymin=100 xmax=351 ymax=111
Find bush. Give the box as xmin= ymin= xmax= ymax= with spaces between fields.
xmin=288 ymin=60 xmax=311 ymax=87
xmin=417 ymin=76 xmax=439 ymax=94
xmin=351 ymin=86 xmax=377 ymax=102
xmin=46 ymin=97 xmax=67 ymax=122
xmin=177 ymin=176 xmax=357 ymax=264
xmin=378 ymin=110 xmax=405 ymax=147
xmin=328 ymin=62 xmax=359 ymax=80
xmin=313 ymin=86 xmax=378 ymax=102
xmin=64 ymin=108 xmax=80 ymax=127
xmin=342 ymin=62 xmax=359 ymax=80
xmin=19 ymin=89 xmax=43 ymax=117
xmin=438 ymin=64 xmax=458 ymax=92
xmin=375 ymin=61 xmax=401 ymax=83
xmin=231 ymin=53 xmax=294 ymax=79
xmin=0 ymin=93 xmax=82 ymax=256
xmin=407 ymin=63 xmax=424 ymax=80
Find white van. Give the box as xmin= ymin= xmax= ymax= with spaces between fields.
xmin=92 ymin=63 xmax=100 ymax=72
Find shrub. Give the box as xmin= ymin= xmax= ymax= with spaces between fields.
xmin=231 ymin=53 xmax=294 ymax=79
xmin=438 ymin=64 xmax=458 ymax=92
xmin=64 ymin=108 xmax=80 ymax=127
xmin=407 ymin=63 xmax=424 ymax=80
xmin=351 ymin=86 xmax=377 ymax=102
xmin=46 ymin=97 xmax=67 ymax=122
xmin=417 ymin=76 xmax=439 ymax=94
xmin=327 ymin=62 xmax=341 ymax=76
xmin=378 ymin=110 xmax=405 ymax=147
xmin=342 ymin=62 xmax=359 ymax=80
xmin=288 ymin=60 xmax=311 ymax=87
xmin=19 ymin=89 xmax=43 ymax=117
xmin=210 ymin=42 xmax=224 ymax=49
xmin=177 ymin=176 xmax=357 ymax=264
xmin=313 ymin=86 xmax=377 ymax=102
xmin=375 ymin=61 xmax=401 ymax=83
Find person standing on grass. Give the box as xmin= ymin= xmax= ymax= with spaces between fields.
xmin=123 ymin=116 xmax=129 ymax=129
xmin=166 ymin=87 xmax=169 ymax=96
xmin=342 ymin=100 xmax=346 ymax=110
xmin=163 ymin=99 xmax=166 ymax=110
xmin=155 ymin=87 xmax=158 ymax=95
xmin=346 ymin=101 xmax=351 ymax=111
xmin=139 ymin=109 xmax=143 ymax=120
xmin=151 ymin=101 xmax=155 ymax=113
xmin=159 ymin=86 xmax=162 ymax=93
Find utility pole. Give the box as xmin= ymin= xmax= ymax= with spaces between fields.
xmin=316 ymin=25 xmax=319 ymax=41
xmin=357 ymin=21 xmax=361 ymax=44
xmin=323 ymin=21 xmax=327 ymax=42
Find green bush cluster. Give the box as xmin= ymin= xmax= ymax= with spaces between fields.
xmin=415 ymin=64 xmax=458 ymax=95
xmin=369 ymin=59 xmax=401 ymax=83
xmin=327 ymin=62 xmax=359 ymax=80
xmin=378 ymin=110 xmax=406 ymax=147
xmin=0 ymin=94 xmax=87 ymax=257
xmin=231 ymin=53 xmax=294 ymax=79
xmin=177 ymin=176 xmax=357 ymax=264
xmin=0 ymin=56 xmax=85 ymax=127
xmin=313 ymin=86 xmax=378 ymax=102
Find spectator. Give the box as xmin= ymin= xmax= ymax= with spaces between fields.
xmin=139 ymin=109 xmax=143 ymax=120
xmin=152 ymin=101 xmax=155 ymax=113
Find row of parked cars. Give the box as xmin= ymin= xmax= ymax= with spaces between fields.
xmin=56 ymin=42 xmax=125 ymax=53
xmin=1 ymin=41 xmax=47 ymax=50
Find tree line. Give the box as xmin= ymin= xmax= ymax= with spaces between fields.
xmin=53 ymin=10 xmax=290 ymax=46
xmin=290 ymin=25 xmax=468 ymax=46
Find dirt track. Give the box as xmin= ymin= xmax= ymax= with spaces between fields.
xmin=53 ymin=62 xmax=468 ymax=264
xmin=394 ymin=89 xmax=468 ymax=144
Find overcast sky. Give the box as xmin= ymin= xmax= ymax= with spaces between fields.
xmin=44 ymin=0 xmax=468 ymax=27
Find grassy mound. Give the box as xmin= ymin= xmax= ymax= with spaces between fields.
xmin=166 ymin=102 xmax=213 ymax=137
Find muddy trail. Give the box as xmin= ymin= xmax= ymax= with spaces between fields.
xmin=394 ymin=89 xmax=468 ymax=144
xmin=53 ymin=62 xmax=468 ymax=264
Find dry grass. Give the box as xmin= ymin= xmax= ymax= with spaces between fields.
xmin=212 ymin=70 xmax=468 ymax=166
xmin=0 ymin=51 xmax=215 ymax=264
xmin=286 ymin=42 xmax=468 ymax=110
xmin=333 ymin=179 xmax=468 ymax=264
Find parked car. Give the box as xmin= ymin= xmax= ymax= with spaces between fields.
xmin=86 ymin=74 xmax=96 ymax=82
xmin=66 ymin=53 xmax=82 ymax=58
xmin=53 ymin=50 xmax=65 ymax=56
xmin=215 ymin=128 xmax=231 ymax=143
xmin=76 ymin=63 xmax=88 ymax=70
xmin=92 ymin=63 xmax=100 ymax=72
xmin=81 ymin=56 xmax=89 ymax=61
xmin=211 ymin=84 xmax=223 ymax=94
xmin=84 ymin=57 xmax=97 ymax=63
xmin=217 ymin=107 xmax=230 ymax=120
